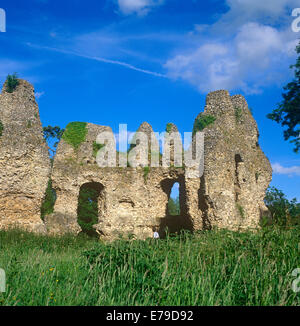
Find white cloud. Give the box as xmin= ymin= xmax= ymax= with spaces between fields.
xmin=226 ymin=0 xmax=299 ymax=21
xmin=35 ymin=91 xmax=45 ymax=99
xmin=164 ymin=22 xmax=298 ymax=93
xmin=116 ymin=0 xmax=164 ymax=16
xmin=272 ymin=163 xmax=300 ymax=176
xmin=164 ymin=0 xmax=299 ymax=94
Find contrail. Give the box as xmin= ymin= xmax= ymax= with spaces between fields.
xmin=26 ymin=43 xmax=168 ymax=78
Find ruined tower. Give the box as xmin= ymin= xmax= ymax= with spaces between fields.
xmin=0 ymin=79 xmax=51 ymax=233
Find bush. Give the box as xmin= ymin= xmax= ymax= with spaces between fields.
xmin=5 ymin=73 xmax=19 ymax=93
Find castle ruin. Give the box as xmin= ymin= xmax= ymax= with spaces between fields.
xmin=0 ymin=79 xmax=272 ymax=239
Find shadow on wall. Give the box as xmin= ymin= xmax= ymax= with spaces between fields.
xmin=159 ymin=179 xmax=193 ymax=238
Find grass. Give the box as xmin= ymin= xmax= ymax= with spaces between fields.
xmin=0 ymin=227 xmax=299 ymax=306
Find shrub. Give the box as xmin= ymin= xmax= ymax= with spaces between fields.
xmin=5 ymin=73 xmax=19 ymax=93
xmin=62 ymin=122 xmax=87 ymax=150
xmin=193 ymin=114 xmax=216 ymax=135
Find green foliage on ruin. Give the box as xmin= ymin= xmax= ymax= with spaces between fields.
xmin=236 ymin=203 xmax=245 ymax=219
xmin=77 ymin=187 xmax=99 ymax=237
xmin=62 ymin=122 xmax=88 ymax=150
xmin=143 ymin=166 xmax=150 ymax=183
xmin=235 ymin=106 xmax=243 ymax=122
xmin=0 ymin=120 xmax=3 ymax=137
xmin=92 ymin=141 xmax=105 ymax=158
xmin=5 ymin=73 xmax=19 ymax=93
xmin=40 ymin=180 xmax=56 ymax=221
xmin=166 ymin=123 xmax=173 ymax=133
xmin=193 ymin=114 xmax=216 ymax=135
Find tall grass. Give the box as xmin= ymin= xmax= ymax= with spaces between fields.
xmin=0 ymin=227 xmax=299 ymax=306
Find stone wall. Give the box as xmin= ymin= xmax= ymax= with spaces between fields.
xmin=0 ymin=80 xmax=51 ymax=233
xmin=196 ymin=90 xmax=272 ymax=231
xmin=0 ymin=79 xmax=273 ymax=239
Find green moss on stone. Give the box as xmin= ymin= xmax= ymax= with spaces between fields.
xmin=235 ymin=107 xmax=243 ymax=122
xmin=193 ymin=114 xmax=216 ymax=135
xmin=236 ymin=203 xmax=245 ymax=219
xmin=166 ymin=123 xmax=173 ymax=133
xmin=143 ymin=166 xmax=150 ymax=183
xmin=93 ymin=141 xmax=105 ymax=158
xmin=62 ymin=122 xmax=88 ymax=150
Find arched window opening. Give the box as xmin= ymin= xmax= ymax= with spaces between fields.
xmin=168 ymin=182 xmax=180 ymax=216
xmin=159 ymin=178 xmax=193 ymax=238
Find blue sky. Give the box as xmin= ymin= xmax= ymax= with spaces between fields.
xmin=0 ymin=0 xmax=299 ymax=200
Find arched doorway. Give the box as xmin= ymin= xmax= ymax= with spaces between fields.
xmin=77 ymin=182 xmax=104 ymax=237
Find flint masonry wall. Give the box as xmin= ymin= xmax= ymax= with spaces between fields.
xmin=197 ymin=90 xmax=272 ymax=231
xmin=0 ymin=79 xmax=272 ymax=239
xmin=0 ymin=80 xmax=51 ymax=233
xmin=45 ymin=121 xmax=192 ymax=239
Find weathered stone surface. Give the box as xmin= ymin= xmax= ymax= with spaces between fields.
xmin=46 ymin=121 xmax=190 ymax=239
xmin=0 ymin=78 xmax=272 ymax=239
xmin=196 ymin=90 xmax=272 ymax=231
xmin=0 ymin=79 xmax=51 ymax=233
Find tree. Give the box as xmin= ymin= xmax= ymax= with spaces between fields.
xmin=264 ymin=187 xmax=300 ymax=226
xmin=43 ymin=125 xmax=64 ymax=156
xmin=168 ymin=197 xmax=180 ymax=216
xmin=267 ymin=41 xmax=300 ymax=153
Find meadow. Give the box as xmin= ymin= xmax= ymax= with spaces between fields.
xmin=0 ymin=226 xmax=299 ymax=306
